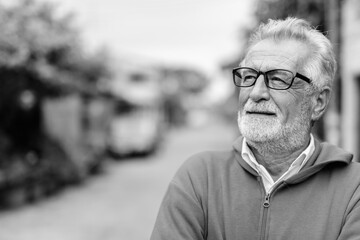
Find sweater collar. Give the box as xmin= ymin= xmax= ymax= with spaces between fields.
xmin=232 ymin=136 xmax=353 ymax=182
xmin=286 ymin=138 xmax=353 ymax=183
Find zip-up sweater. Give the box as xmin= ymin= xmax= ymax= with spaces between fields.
xmin=151 ymin=137 xmax=360 ymax=240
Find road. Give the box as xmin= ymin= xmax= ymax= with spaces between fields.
xmin=0 ymin=120 xmax=236 ymax=240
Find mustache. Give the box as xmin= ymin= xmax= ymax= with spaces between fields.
xmin=242 ymin=100 xmax=280 ymax=115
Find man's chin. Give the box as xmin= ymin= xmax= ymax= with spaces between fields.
xmin=241 ymin=130 xmax=280 ymax=143
xmin=238 ymin=119 xmax=282 ymax=142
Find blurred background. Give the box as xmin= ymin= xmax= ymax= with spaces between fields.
xmin=0 ymin=0 xmax=358 ymax=239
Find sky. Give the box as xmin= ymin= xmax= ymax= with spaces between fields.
xmin=35 ymin=0 xmax=256 ymax=72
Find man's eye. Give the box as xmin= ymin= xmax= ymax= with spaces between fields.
xmin=269 ymin=76 xmax=291 ymax=88
xmin=243 ymin=75 xmax=256 ymax=82
xmin=269 ymin=77 xmax=287 ymax=83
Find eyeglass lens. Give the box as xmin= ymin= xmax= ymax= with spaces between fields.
xmin=234 ymin=68 xmax=294 ymax=90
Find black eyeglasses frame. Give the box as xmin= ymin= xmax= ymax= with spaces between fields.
xmin=232 ymin=67 xmax=312 ymax=90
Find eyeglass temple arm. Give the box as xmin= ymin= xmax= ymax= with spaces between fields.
xmin=295 ymin=73 xmax=312 ymax=84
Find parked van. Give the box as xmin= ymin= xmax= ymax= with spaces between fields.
xmin=107 ymin=63 xmax=166 ymax=157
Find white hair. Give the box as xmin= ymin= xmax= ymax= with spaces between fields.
xmin=246 ymin=17 xmax=336 ymax=91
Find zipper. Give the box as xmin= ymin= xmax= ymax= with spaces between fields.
xmin=263 ymin=193 xmax=270 ymax=208
xmin=257 ymin=177 xmax=269 ymax=240
xmin=259 ymin=181 xmax=286 ymax=240
xmin=260 ymin=193 xmax=270 ymax=240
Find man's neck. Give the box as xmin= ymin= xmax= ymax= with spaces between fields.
xmin=247 ymin=136 xmax=311 ymax=181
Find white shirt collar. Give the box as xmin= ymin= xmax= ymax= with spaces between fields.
xmin=241 ymin=134 xmax=315 ymax=193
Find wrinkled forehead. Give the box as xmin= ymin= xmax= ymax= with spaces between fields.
xmin=241 ymin=39 xmax=309 ymax=72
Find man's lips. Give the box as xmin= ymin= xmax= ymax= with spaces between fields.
xmin=246 ymin=111 xmax=276 ymax=116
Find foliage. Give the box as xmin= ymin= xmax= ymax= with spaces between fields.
xmin=222 ymin=0 xmax=328 ymax=72
xmin=0 ymin=0 xmax=111 ymax=95
xmin=255 ymin=0 xmax=326 ymax=31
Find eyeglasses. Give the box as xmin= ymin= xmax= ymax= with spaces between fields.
xmin=232 ymin=67 xmax=312 ymax=90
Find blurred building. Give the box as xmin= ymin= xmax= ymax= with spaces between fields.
xmin=341 ymin=0 xmax=360 ymax=160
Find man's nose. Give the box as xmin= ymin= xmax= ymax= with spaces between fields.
xmin=248 ymin=74 xmax=270 ymax=102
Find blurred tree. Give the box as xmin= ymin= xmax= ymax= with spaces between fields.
xmin=223 ymin=0 xmax=328 ymax=75
xmin=256 ymin=0 xmax=325 ymax=31
xmin=0 ymin=0 xmax=112 ymax=96
xmin=0 ymin=0 xmax=112 ymax=156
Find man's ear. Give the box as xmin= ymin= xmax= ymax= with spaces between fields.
xmin=311 ymin=87 xmax=331 ymax=121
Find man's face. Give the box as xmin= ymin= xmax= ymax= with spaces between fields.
xmin=238 ymin=39 xmax=315 ymax=149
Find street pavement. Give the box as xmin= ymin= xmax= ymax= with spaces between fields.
xmin=0 ymin=120 xmax=236 ymax=240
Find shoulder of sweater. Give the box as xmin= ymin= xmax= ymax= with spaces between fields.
xmin=173 ymin=149 xmax=236 ymax=180
xmin=170 ymin=149 xmax=238 ymax=196
xmin=184 ymin=149 xmax=236 ymax=168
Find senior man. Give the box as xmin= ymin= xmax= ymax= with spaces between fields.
xmin=151 ymin=17 xmax=360 ymax=240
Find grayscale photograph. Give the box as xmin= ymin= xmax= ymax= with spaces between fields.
xmin=0 ymin=0 xmax=359 ymax=240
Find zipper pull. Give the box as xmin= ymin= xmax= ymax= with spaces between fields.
xmin=263 ymin=194 xmax=270 ymax=208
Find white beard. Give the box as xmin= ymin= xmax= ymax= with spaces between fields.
xmin=237 ymin=100 xmax=312 ymax=155
xmin=239 ymin=113 xmax=282 ymax=142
